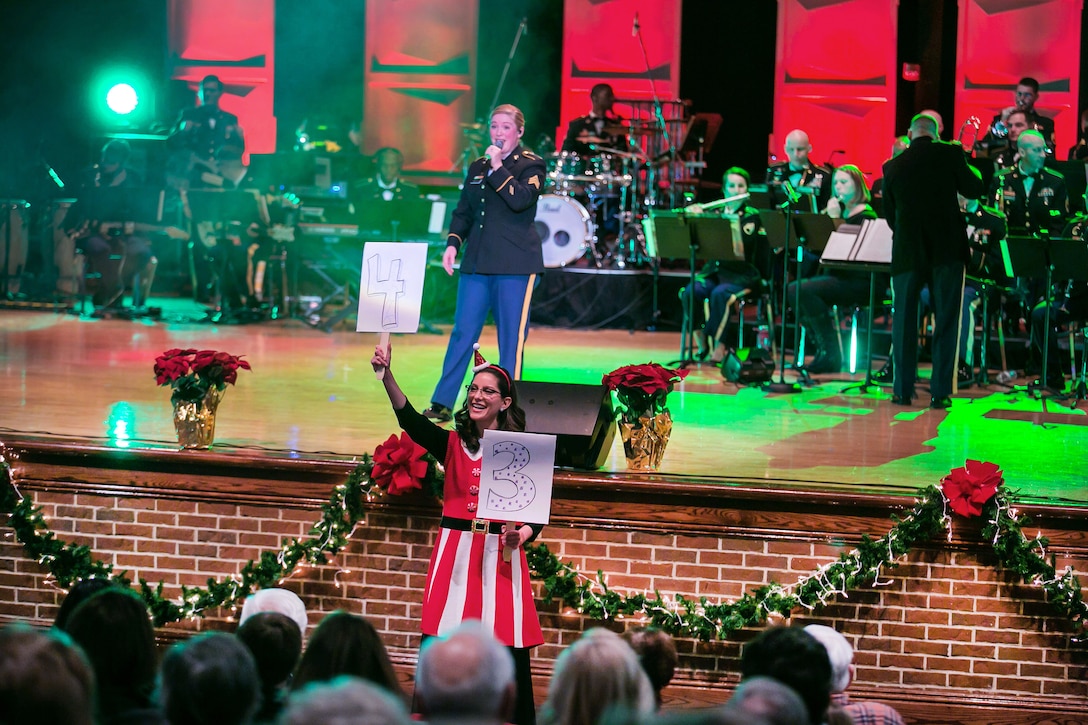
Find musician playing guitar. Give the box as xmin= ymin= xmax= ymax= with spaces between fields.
xmin=167 ymin=75 xmax=246 ymax=190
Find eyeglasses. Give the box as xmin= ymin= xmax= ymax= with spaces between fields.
xmin=465 ymin=384 xmax=502 ymax=398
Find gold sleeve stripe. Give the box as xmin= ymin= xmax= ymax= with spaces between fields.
xmin=496 ymin=176 xmax=512 ymax=192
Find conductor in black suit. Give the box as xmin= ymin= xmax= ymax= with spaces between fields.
xmin=882 ymin=113 xmax=984 ymax=409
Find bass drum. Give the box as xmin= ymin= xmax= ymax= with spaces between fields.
xmin=534 ymin=194 xmax=594 ymax=268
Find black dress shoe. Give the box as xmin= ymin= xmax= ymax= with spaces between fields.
xmin=422 ymin=403 xmax=453 ymax=423
xmin=872 ymin=360 xmax=893 ymax=385
xmin=930 ymin=396 xmax=953 ymax=409
xmin=804 ymin=352 xmax=843 ymax=375
xmin=890 ymin=394 xmax=912 ymax=406
xmin=957 ymin=361 xmax=974 ymax=388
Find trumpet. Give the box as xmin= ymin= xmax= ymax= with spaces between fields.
xmin=958 ymin=116 xmax=981 ymax=154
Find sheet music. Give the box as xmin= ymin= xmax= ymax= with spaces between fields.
xmin=854 ymin=219 xmax=893 ymax=265
xmin=428 ymin=201 xmax=446 ymax=235
xmin=821 ymin=229 xmax=860 ymax=262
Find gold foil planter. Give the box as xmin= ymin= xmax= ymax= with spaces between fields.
xmin=172 ymin=388 xmax=225 ymax=449
xmin=619 ymin=411 xmax=672 ymax=471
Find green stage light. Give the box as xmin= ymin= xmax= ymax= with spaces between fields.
xmin=106 ymin=83 xmax=139 ymax=115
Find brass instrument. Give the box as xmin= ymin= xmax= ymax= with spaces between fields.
xmin=958 ymin=116 xmax=981 ymax=155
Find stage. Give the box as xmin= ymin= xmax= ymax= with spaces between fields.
xmin=2 ymin=301 xmax=1087 ymax=722
xmin=1 ymin=301 xmax=1085 ymax=501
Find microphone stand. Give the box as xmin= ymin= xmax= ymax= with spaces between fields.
xmin=632 ymin=13 xmax=677 ymax=200
xmin=767 ymin=184 xmax=804 ymax=393
xmin=487 ymin=18 xmax=528 ymax=115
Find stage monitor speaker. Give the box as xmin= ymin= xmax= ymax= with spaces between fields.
xmin=518 ymin=381 xmax=616 ymax=470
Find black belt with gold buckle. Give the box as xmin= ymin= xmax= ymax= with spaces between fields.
xmin=440 ymin=515 xmax=505 ymax=535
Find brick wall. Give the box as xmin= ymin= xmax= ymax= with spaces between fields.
xmin=1 ymin=441 xmax=1086 ymax=722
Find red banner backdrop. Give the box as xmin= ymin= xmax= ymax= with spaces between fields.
xmin=953 ymin=0 xmax=1082 ymax=155
xmin=558 ymin=0 xmax=682 ymax=148
xmin=363 ymin=0 xmax=477 ymax=173
xmin=166 ymin=0 xmax=276 ymax=156
xmin=772 ymin=0 xmax=898 ymax=179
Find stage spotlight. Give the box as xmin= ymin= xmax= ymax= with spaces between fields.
xmin=106 ymin=83 xmax=140 ymax=115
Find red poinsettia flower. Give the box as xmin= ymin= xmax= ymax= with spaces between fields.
xmin=602 ymin=362 xmax=689 ymax=418
xmin=370 ymin=432 xmax=429 ymax=495
xmin=941 ymin=460 xmax=1003 ymax=517
xmin=153 ymin=349 xmax=251 ymax=405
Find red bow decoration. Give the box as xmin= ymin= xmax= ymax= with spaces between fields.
xmin=940 ymin=460 xmax=1003 ymax=517
xmin=371 ymin=432 xmax=429 ymax=495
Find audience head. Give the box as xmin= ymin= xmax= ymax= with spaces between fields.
xmin=236 ymin=611 xmax=303 ymax=718
xmin=729 ymin=676 xmax=809 ymax=725
xmin=623 ymin=626 xmax=679 ymax=709
xmin=280 ymin=676 xmax=413 ymax=725
xmin=292 ymin=610 xmax=403 ymax=698
xmin=239 ymin=587 xmax=308 ymax=640
xmin=0 ymin=623 xmax=95 ymax=725
xmin=1015 ymin=77 xmax=1040 ymax=111
xmin=158 ymin=631 xmax=260 ymax=725
xmin=64 ymin=587 xmax=158 ymax=715
xmin=783 ymin=130 xmax=812 ymax=169
xmin=1018 ymin=130 xmax=1048 ymax=173
xmin=739 ymin=626 xmax=832 ymax=725
xmin=801 ymin=625 xmax=853 ymax=693
xmin=831 ymin=164 xmax=871 ymax=207
xmin=908 ymin=113 xmax=939 ymax=141
xmin=54 ymin=577 xmax=116 ymax=631
xmin=416 ymin=620 xmax=516 ymax=723
xmin=543 ymin=627 xmax=655 ymax=725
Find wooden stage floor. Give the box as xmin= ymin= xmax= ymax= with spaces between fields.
xmin=1 ymin=300 xmax=1085 ymax=506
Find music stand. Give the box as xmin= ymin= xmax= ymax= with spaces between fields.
xmin=185 ymin=189 xmax=266 ymax=322
xmin=355 ymin=197 xmax=438 ymax=241
xmin=78 ymin=187 xmax=165 ymax=310
xmin=760 ymin=206 xmax=808 ymax=392
xmin=818 ymin=219 xmax=892 ymax=393
xmin=644 ymin=210 xmax=740 ymax=367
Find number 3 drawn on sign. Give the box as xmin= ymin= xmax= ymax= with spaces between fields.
xmin=486 ymin=441 xmax=536 ymax=512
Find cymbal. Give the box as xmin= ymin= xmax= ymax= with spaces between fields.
xmin=460 ymin=122 xmax=484 ymax=130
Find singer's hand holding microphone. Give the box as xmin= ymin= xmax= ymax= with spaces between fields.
xmin=484 ymin=139 xmax=505 ymax=170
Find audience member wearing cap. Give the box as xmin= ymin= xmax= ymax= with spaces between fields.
xmin=804 ymin=624 xmax=905 ymax=725
xmin=372 ymin=341 xmax=543 ymax=725
xmin=541 ymin=627 xmax=656 ymax=725
xmin=239 ymin=587 xmax=308 ymax=640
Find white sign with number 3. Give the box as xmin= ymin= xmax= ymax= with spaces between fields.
xmin=478 ymin=430 xmax=556 ymax=525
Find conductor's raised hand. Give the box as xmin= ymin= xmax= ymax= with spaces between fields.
xmin=371 ymin=343 xmax=391 ymax=374
xmin=442 ymin=246 xmax=458 ymax=276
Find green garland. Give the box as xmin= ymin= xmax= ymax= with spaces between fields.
xmin=1 ymin=459 xmax=1085 ymax=639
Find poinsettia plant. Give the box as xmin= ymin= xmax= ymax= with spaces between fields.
xmin=603 ymin=362 xmax=689 ymax=421
xmin=941 ymin=459 xmax=1003 ymax=517
xmin=370 ymin=432 xmax=444 ymax=498
xmin=154 ymin=349 xmax=252 ymax=405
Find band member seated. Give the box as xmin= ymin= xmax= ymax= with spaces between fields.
xmin=786 ymin=165 xmax=879 ymax=374
xmin=766 ymin=129 xmax=833 ymax=212
xmin=167 ymin=75 xmax=246 ymax=190
xmin=978 ymin=76 xmax=1056 ymax=158
xmin=679 ymin=167 xmax=771 ymax=363
xmin=562 ymin=83 xmax=629 ymax=156
xmin=62 ymin=140 xmax=155 ymax=310
xmin=989 ymin=109 xmax=1033 ymax=170
xmin=1068 ymin=109 xmax=1088 ymax=161
xmin=349 ymin=147 xmax=420 ymax=206
xmin=1029 ymin=193 xmax=1088 ymax=390
xmin=990 ymin=131 xmax=1068 ymax=238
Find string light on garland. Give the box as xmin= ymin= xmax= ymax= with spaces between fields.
xmin=2 ymin=456 xmax=1086 ymax=641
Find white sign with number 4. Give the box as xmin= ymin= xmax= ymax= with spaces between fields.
xmin=478 ymin=430 xmax=556 ymax=525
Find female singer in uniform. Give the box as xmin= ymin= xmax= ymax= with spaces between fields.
xmin=423 ymin=104 xmax=547 ymax=423
xmin=372 ymin=342 xmax=543 ymax=725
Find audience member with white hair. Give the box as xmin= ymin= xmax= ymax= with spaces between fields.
xmin=804 ymin=624 xmax=905 ymax=725
xmin=415 ymin=620 xmax=517 ymax=724
xmin=727 ymin=676 xmax=809 ymax=725
xmin=541 ymin=627 xmax=656 ymax=725
xmin=239 ymin=588 xmax=308 ymax=640
xmin=280 ymin=675 xmax=413 ymax=725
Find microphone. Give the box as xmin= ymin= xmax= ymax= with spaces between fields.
xmin=632 ymin=12 xmax=639 ymax=36
xmin=484 ymin=138 xmax=504 ymax=162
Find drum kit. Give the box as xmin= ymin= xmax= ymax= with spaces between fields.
xmin=534 ymin=117 xmax=693 ymax=270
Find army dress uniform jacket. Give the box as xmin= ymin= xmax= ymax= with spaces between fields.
xmin=447 ymin=146 xmax=547 ymax=275
xmin=765 ymin=161 xmax=833 ymax=211
xmin=350 ymin=177 xmax=421 ymax=204
xmin=989 ymin=166 xmax=1068 ymax=237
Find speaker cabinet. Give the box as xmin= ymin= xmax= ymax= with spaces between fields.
xmin=517 ymin=381 xmax=616 ymax=470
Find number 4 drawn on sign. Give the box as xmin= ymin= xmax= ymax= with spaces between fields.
xmin=486 ymin=441 xmax=536 ymax=512
xmin=366 ymin=254 xmax=406 ymax=329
